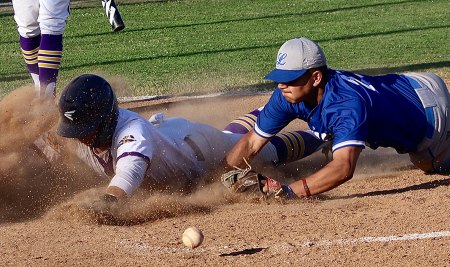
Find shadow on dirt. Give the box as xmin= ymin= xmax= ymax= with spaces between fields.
xmin=219 ymin=247 xmax=267 ymax=257
xmin=340 ymin=177 xmax=450 ymax=199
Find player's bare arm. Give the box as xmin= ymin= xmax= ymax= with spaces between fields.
xmin=106 ymin=186 xmax=127 ymax=199
xmin=290 ymin=146 xmax=362 ymax=197
xmin=226 ymin=129 xmax=269 ymax=168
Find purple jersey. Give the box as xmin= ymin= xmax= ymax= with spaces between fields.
xmin=256 ymin=69 xmax=429 ymax=153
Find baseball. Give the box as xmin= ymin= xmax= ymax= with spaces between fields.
xmin=182 ymin=227 xmax=204 ymax=248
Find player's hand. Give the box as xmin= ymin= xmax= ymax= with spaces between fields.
xmin=89 ymin=194 xmax=120 ymax=221
xmin=221 ymin=167 xmax=295 ymax=199
xmin=92 ymin=193 xmax=118 ymax=209
xmin=259 ymin=175 xmax=295 ymax=199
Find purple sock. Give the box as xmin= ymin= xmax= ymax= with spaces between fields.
xmin=38 ymin=34 xmax=63 ymax=96
xmin=223 ymin=107 xmax=262 ymax=134
xmin=270 ymin=131 xmax=325 ymax=163
xmin=20 ymin=35 xmax=41 ymax=78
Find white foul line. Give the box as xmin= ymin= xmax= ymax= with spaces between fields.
xmin=117 ymin=230 xmax=450 ymax=255
xmin=305 ymin=230 xmax=450 ymax=247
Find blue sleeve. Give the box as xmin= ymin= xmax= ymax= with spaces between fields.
xmin=325 ymin=99 xmax=368 ymax=151
xmin=255 ymin=88 xmax=300 ymax=138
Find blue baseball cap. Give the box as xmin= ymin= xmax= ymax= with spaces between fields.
xmin=264 ymin=37 xmax=327 ymax=83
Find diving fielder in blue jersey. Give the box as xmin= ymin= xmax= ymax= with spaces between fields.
xmin=225 ymin=37 xmax=450 ymax=198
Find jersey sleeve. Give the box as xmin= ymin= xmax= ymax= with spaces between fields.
xmin=115 ymin=119 xmax=153 ymax=162
xmin=108 ymin=156 xmax=148 ymax=196
xmin=326 ymin=99 xmax=368 ymax=151
xmin=110 ymin=119 xmax=154 ymax=195
xmin=255 ymin=88 xmax=299 ymax=138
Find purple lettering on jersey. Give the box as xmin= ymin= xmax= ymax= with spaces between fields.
xmin=118 ymin=135 xmax=136 ymax=148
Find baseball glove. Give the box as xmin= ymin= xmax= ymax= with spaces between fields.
xmin=221 ymin=165 xmax=294 ymax=199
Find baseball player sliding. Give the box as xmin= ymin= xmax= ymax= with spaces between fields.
xmin=223 ymin=37 xmax=450 ymax=200
xmin=53 ymin=74 xmax=326 ymax=208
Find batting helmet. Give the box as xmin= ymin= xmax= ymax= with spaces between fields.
xmin=57 ymin=74 xmax=119 ymax=148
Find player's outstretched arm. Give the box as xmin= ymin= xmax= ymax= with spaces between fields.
xmin=226 ymin=129 xmax=269 ymax=168
xmin=290 ymin=146 xmax=362 ymax=197
xmin=106 ymin=185 xmax=128 ymax=200
xmin=87 ymin=159 xmax=147 ymax=216
xmin=106 ymin=156 xmax=148 ymax=200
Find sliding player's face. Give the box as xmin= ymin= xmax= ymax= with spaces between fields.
xmin=78 ymin=132 xmax=97 ymax=147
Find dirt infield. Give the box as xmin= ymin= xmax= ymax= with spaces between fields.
xmin=0 ymin=90 xmax=449 ymax=266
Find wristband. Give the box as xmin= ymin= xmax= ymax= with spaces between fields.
xmin=281 ymin=184 xmax=295 ymax=199
xmin=301 ymin=179 xmax=311 ymax=197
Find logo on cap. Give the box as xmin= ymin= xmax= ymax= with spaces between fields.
xmin=276 ymin=53 xmax=287 ymax=66
xmin=64 ymin=110 xmax=76 ymax=121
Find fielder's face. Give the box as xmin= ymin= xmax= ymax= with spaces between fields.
xmin=277 ymin=71 xmax=316 ymax=104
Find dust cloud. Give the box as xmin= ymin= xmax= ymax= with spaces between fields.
xmin=0 ymin=86 xmax=57 ymax=221
xmin=0 ymin=86 xmax=57 ymax=153
xmin=0 ymin=86 xmax=101 ymax=223
xmin=45 ymin=181 xmax=243 ymax=226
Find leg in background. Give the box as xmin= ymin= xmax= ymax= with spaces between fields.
xmin=38 ymin=34 xmax=63 ymax=96
xmin=269 ymin=130 xmax=325 ymax=164
xmin=223 ymin=107 xmax=263 ymax=134
xmin=20 ymin=35 xmax=41 ymax=89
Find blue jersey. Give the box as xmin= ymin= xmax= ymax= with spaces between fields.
xmin=256 ymin=69 xmax=428 ymax=153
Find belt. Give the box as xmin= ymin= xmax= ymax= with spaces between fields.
xmin=184 ymin=136 xmax=205 ymax=161
xmin=406 ymin=76 xmax=435 ymax=139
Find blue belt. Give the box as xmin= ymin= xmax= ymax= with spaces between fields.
xmin=406 ymin=76 xmax=435 ymax=139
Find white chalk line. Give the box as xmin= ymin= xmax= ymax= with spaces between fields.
xmin=308 ymin=231 xmax=450 ymax=247
xmin=116 ymin=230 xmax=450 ymax=255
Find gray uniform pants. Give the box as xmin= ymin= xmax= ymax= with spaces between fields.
xmin=407 ymin=72 xmax=450 ymax=172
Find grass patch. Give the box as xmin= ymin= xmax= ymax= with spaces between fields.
xmin=0 ymin=0 xmax=448 ymax=97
